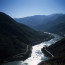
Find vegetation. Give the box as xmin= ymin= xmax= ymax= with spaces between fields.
xmin=35 ymin=15 xmax=65 ymax=34
xmin=0 ymin=12 xmax=53 ymax=64
xmin=46 ymin=15 xmax=65 ymax=34
xmin=39 ymin=38 xmax=65 ymax=65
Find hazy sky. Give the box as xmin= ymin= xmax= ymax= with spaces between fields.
xmin=0 ymin=0 xmax=65 ymax=18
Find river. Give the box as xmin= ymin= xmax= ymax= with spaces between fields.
xmin=2 ymin=34 xmax=63 ymax=65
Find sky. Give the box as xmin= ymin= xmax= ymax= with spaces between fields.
xmin=0 ymin=0 xmax=65 ymax=18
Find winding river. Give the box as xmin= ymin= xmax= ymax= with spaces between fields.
xmin=2 ymin=34 xmax=63 ymax=65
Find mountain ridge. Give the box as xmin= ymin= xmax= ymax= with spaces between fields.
xmin=0 ymin=12 xmax=53 ymax=64
xmin=14 ymin=13 xmax=65 ymax=29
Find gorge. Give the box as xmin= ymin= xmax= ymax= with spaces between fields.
xmin=2 ymin=33 xmax=63 ymax=65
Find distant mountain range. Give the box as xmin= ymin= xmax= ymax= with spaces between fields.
xmin=0 ymin=12 xmax=53 ymax=64
xmin=36 ymin=15 xmax=65 ymax=33
xmin=14 ymin=15 xmax=47 ymax=27
xmin=15 ymin=14 xmax=65 ymax=34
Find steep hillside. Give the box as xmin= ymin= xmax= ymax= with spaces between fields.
xmin=0 ymin=12 xmax=31 ymax=64
xmin=36 ymin=15 xmax=65 ymax=34
xmin=0 ymin=12 xmax=53 ymax=64
xmin=45 ymin=15 xmax=65 ymax=34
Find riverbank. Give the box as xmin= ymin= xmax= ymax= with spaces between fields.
xmin=31 ymin=33 xmax=54 ymax=46
xmin=41 ymin=47 xmax=54 ymax=57
xmin=2 ymin=33 xmax=62 ymax=65
xmin=38 ymin=55 xmax=65 ymax=65
xmin=1 ymin=45 xmax=32 ymax=65
xmin=1 ymin=33 xmax=54 ymax=65
xmin=2 ymin=34 xmax=55 ymax=65
xmin=38 ymin=38 xmax=65 ymax=65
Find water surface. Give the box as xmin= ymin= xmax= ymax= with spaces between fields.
xmin=2 ymin=34 xmax=63 ymax=65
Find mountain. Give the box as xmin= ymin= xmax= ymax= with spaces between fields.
xmin=45 ymin=15 xmax=65 ymax=33
xmin=14 ymin=14 xmax=64 ymax=29
xmin=0 ymin=12 xmax=53 ymax=64
xmin=39 ymin=38 xmax=65 ymax=65
xmin=14 ymin=15 xmax=47 ymax=28
xmin=35 ymin=14 xmax=65 ymax=34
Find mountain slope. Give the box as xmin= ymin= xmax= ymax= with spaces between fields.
xmin=14 ymin=15 xmax=47 ymax=28
xmin=45 ymin=15 xmax=65 ymax=33
xmin=0 ymin=12 xmax=31 ymax=63
xmin=15 ymin=14 xmax=64 ymax=29
xmin=0 ymin=12 xmax=53 ymax=64
xmin=36 ymin=15 xmax=65 ymax=33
